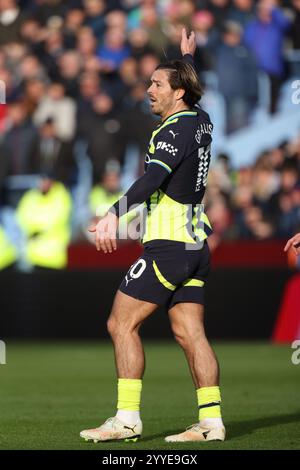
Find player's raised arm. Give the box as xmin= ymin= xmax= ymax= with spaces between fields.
xmin=180 ymin=28 xmax=197 ymax=72
xmin=284 ymin=232 xmax=300 ymax=256
xmin=180 ymin=28 xmax=196 ymax=57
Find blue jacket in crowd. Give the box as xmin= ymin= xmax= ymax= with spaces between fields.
xmin=244 ymin=8 xmax=291 ymax=78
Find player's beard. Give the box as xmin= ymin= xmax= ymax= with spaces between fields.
xmin=150 ymin=101 xmax=162 ymax=117
xmin=151 ymin=98 xmax=169 ymax=118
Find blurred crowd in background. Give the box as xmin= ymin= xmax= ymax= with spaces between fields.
xmin=0 ymin=0 xmax=300 ymax=270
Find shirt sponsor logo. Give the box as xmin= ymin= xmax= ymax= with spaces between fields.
xmin=156 ymin=141 xmax=178 ymax=156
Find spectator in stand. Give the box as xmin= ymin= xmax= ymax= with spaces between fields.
xmin=0 ymin=100 xmax=37 ymax=184
xmin=19 ymin=17 xmax=47 ymax=51
xmin=207 ymin=0 xmax=230 ymax=31
xmin=0 ymin=47 xmax=5 ymax=66
xmin=33 ymin=82 xmax=76 ymax=141
xmin=105 ymin=9 xmax=127 ymax=33
xmin=15 ymin=175 xmax=72 ymax=270
xmin=239 ymin=204 xmax=275 ymax=239
xmin=268 ymin=142 xmax=288 ymax=171
xmin=250 ymin=158 xmax=280 ymax=230
xmin=39 ymin=27 xmax=65 ymax=81
xmin=206 ymin=193 xmax=233 ymax=250
xmin=244 ymin=0 xmax=291 ymax=113
xmin=80 ymin=92 xmax=126 ymax=182
xmin=22 ymin=77 xmax=46 ymax=117
xmin=175 ymin=0 xmax=196 ymax=24
xmin=88 ymin=162 xmax=140 ymax=241
xmin=28 ymin=118 xmax=76 ymax=187
xmin=138 ymin=2 xmax=169 ymax=58
xmin=268 ymin=162 xmax=300 ymax=237
xmin=2 ymin=40 xmax=28 ymax=77
xmin=110 ymin=56 xmax=139 ymax=105
xmin=203 ymin=138 xmax=300 ymax=244
xmin=227 ymin=160 xmax=276 ymax=240
xmin=0 ymin=223 xmax=17 ymax=269
xmin=18 ymin=54 xmax=48 ymax=83
xmin=63 ymin=8 xmax=85 ymax=49
xmin=139 ymin=53 xmax=160 ymax=82
xmin=128 ymin=28 xmax=154 ymax=61
xmin=57 ymin=50 xmax=82 ymax=99
xmin=276 ymin=185 xmax=300 ymax=237
xmin=13 ymin=54 xmax=48 ymax=101
xmin=289 ymin=136 xmax=300 ymax=171
xmin=76 ymin=26 xmax=97 ymax=64
xmin=0 ymin=66 xmax=17 ymax=103
xmin=192 ymin=10 xmax=219 ymax=73
xmin=19 ymin=16 xmax=40 ymax=41
xmin=165 ymin=21 xmax=188 ymax=61
xmin=216 ymin=21 xmax=258 ymax=133
xmin=83 ymin=0 xmax=106 ymax=42
xmin=226 ymin=0 xmax=255 ymax=28
xmin=0 ymin=0 xmax=27 ymax=45
xmin=34 ymin=0 xmax=66 ymax=26
xmin=289 ymin=0 xmax=300 ymax=76
xmin=89 ymin=162 xmax=122 ymax=219
xmin=97 ymin=27 xmax=130 ymax=73
xmin=290 ymin=0 xmax=300 ymax=49
xmin=122 ymin=80 xmax=156 ymax=161
xmin=208 ymin=152 xmax=233 ymax=195
xmin=76 ymin=71 xmax=101 ymax=125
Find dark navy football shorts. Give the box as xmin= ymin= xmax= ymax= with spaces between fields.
xmin=119 ymin=240 xmax=210 ymax=309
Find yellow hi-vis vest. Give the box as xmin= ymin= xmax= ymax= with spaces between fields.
xmin=89 ymin=186 xmax=122 ymax=217
xmin=0 ymin=225 xmax=17 ymax=270
xmin=16 ymin=182 xmax=72 ymax=269
xmin=89 ymin=186 xmax=140 ymax=239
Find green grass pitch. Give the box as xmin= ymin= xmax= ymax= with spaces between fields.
xmin=1 ymin=341 xmax=300 ymax=450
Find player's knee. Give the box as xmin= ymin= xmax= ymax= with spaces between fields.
xmin=171 ymin=323 xmax=187 ymax=347
xmin=172 ymin=324 xmax=202 ymax=349
xmin=107 ymin=316 xmax=119 ymax=338
xmin=107 ymin=315 xmax=138 ymax=339
xmin=173 ymin=330 xmax=189 ymax=349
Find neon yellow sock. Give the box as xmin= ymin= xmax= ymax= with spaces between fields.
xmin=197 ymin=386 xmax=222 ymax=421
xmin=117 ymin=378 xmax=142 ymax=411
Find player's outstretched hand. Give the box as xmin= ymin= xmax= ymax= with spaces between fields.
xmin=88 ymin=212 xmax=118 ymax=253
xmin=180 ymin=28 xmax=196 ymax=57
xmin=284 ymin=232 xmax=300 ymax=256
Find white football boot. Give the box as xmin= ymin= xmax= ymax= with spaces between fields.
xmin=165 ymin=422 xmax=225 ymax=443
xmin=80 ymin=416 xmax=142 ymax=442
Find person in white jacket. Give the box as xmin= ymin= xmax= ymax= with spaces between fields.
xmin=33 ymin=82 xmax=76 ymax=141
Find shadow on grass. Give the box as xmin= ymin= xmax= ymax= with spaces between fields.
xmin=227 ymin=411 xmax=300 ymax=440
xmin=141 ymin=412 xmax=300 ymax=443
xmin=142 ymin=429 xmax=187 ymax=443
